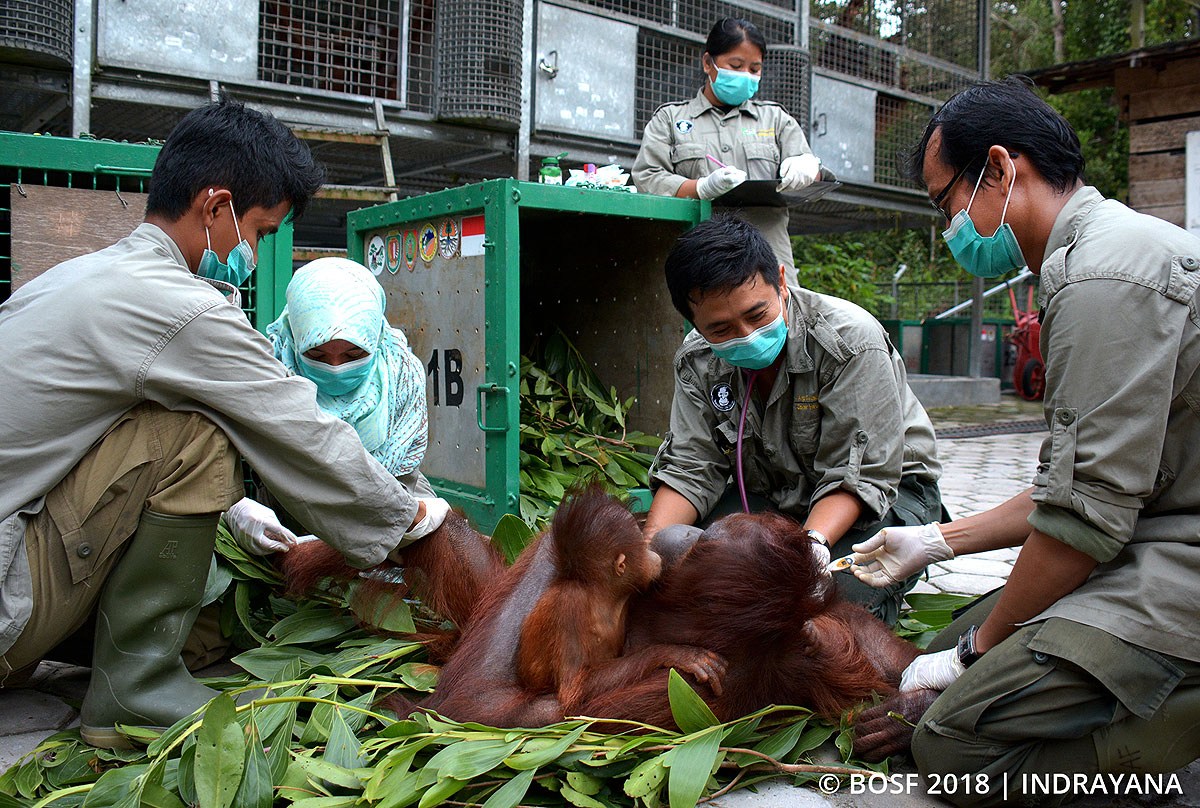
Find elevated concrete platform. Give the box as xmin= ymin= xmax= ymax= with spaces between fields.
xmin=908 ymin=374 xmax=1001 ymax=408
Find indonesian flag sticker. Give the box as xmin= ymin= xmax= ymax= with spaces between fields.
xmin=461 ymin=215 xmax=486 ymax=257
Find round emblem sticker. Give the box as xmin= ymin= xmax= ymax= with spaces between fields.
xmin=403 ymin=230 xmax=417 ymax=271
xmin=418 ymin=222 xmax=438 ymax=263
xmin=438 ymin=218 xmax=460 ymax=259
xmin=675 ymin=120 xmax=694 ymax=134
xmin=365 ymin=235 xmax=386 ymax=276
xmin=710 ymin=382 xmax=734 ymax=412
xmin=385 ymin=231 xmax=401 ymax=274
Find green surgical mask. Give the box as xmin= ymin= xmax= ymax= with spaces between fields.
xmin=197 ymin=195 xmax=255 ymax=288
xmin=704 ymin=307 xmax=787 ymax=370
xmin=942 ymin=161 xmax=1026 ymax=279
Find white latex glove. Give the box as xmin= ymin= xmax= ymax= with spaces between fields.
xmin=696 ymin=166 xmax=747 ymax=200
xmin=224 ymin=497 xmax=298 ymax=555
xmin=810 ymin=539 xmax=832 ymax=577
xmin=900 ymin=648 xmax=966 ymax=692
xmin=849 ymin=522 xmax=953 ymax=588
xmin=777 ymin=153 xmax=821 ymax=192
xmin=403 ymin=497 xmax=451 ymax=541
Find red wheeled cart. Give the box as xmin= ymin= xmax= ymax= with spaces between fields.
xmin=1007 ymin=282 xmax=1044 ymax=400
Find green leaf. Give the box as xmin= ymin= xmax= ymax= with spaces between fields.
xmin=268 ymin=609 xmax=357 ymax=645
xmin=623 ymin=755 xmax=667 ymax=799
xmin=751 ymin=719 xmax=807 ymax=762
xmin=14 ymin=760 xmax=43 ymax=798
xmin=480 ymin=768 xmax=535 ymax=808
xmin=792 ymin=724 xmax=837 ymax=759
xmin=427 ymin=739 xmax=522 ymax=781
xmin=417 ymin=777 xmax=467 ymax=808
xmin=289 ymin=797 xmax=358 ymax=808
xmin=348 ymin=582 xmax=416 ymax=634
xmin=201 ymin=555 xmax=235 ymax=607
xmin=396 ymin=662 xmax=440 ymax=692
xmin=140 ymin=782 xmax=187 ymax=808
xmin=81 ymin=766 xmax=144 ymax=808
xmin=177 ymin=741 xmax=197 ymax=807
xmin=231 ymin=722 xmax=273 ymax=808
xmin=667 ymin=669 xmax=719 ymax=734
xmin=233 ymin=583 xmax=270 ymax=645
xmin=504 ymin=724 xmax=589 ymax=770
xmin=560 ymin=784 xmax=607 ymax=808
xmin=835 ymin=727 xmax=854 ymax=761
xmin=666 ymin=728 xmax=722 ymax=808
xmin=902 ymin=593 xmax=977 ymax=612
xmin=193 ymin=694 xmax=244 ymax=808
xmin=323 ymin=709 xmax=365 ymax=769
xmin=491 ymin=514 xmax=535 ymax=565
xmin=264 ymin=702 xmax=298 ymax=783
xmin=232 ymin=646 xmax=326 ymax=680
xmin=295 ymin=758 xmax=362 ymax=791
xmin=565 ymin=771 xmax=603 ymax=795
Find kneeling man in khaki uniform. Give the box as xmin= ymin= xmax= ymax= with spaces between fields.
xmin=0 ymin=98 xmax=447 ymax=747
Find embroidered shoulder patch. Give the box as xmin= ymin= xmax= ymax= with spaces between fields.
xmin=710 ymin=382 xmax=734 ymax=412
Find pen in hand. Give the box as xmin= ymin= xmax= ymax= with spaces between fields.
xmin=706 ymin=154 xmax=728 ymax=168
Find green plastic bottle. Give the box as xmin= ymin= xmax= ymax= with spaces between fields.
xmin=539 ymin=153 xmax=567 ymax=185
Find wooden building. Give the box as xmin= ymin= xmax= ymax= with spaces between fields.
xmin=1030 ymin=38 xmax=1200 ymax=228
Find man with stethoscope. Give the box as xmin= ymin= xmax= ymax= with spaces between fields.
xmin=642 ymin=215 xmax=944 ymax=625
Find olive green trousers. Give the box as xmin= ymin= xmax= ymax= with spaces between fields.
xmin=913 ymin=590 xmax=1200 ymax=807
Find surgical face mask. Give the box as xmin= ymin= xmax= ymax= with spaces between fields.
xmin=297 ymin=353 xmax=374 ymax=396
xmin=197 ymin=194 xmax=256 ymax=288
xmin=705 ymin=308 xmax=787 ymax=370
xmin=709 ymin=65 xmax=760 ymax=106
xmin=941 ymin=162 xmax=1026 ymax=279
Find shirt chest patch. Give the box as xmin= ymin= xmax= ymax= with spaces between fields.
xmin=796 ymin=394 xmax=818 ymax=412
xmin=742 ymin=127 xmax=776 ymax=137
xmin=675 ymin=120 xmax=694 ymax=133
xmin=710 ymin=382 xmax=735 ymax=412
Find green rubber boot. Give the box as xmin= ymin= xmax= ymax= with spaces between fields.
xmin=80 ymin=510 xmax=223 ymax=748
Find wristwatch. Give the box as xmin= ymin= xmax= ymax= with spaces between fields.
xmin=956 ymin=625 xmax=983 ymax=668
xmin=804 ymin=528 xmax=829 ymax=547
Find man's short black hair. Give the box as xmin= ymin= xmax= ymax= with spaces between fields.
xmin=906 ymin=76 xmax=1084 ymax=193
xmin=664 ymin=215 xmax=780 ymax=320
xmin=146 ymin=95 xmax=325 ymax=222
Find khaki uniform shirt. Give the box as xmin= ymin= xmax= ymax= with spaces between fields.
xmin=1023 ymin=186 xmax=1200 ymax=663
xmin=650 ymin=287 xmax=940 ymax=522
xmin=633 ymin=89 xmax=812 ymax=270
xmin=0 ymin=224 xmax=419 ymax=654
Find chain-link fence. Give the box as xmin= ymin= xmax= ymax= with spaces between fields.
xmin=868 ymin=275 xmax=1039 ymax=322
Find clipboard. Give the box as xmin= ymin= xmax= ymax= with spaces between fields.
xmin=713 ymin=168 xmax=841 ymax=208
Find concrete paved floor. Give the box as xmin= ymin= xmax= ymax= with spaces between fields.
xmin=4 ymin=398 xmax=1198 ymax=805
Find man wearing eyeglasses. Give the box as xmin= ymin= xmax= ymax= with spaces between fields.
xmin=849 ymin=77 xmax=1200 ymax=805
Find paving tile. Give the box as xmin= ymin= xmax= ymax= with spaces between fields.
xmin=928 ymin=573 xmax=1009 ymax=596
xmin=0 ymin=731 xmax=56 ymax=772
xmin=0 ymin=689 xmax=75 ymax=734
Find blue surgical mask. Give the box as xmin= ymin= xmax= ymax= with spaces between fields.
xmin=297 ymin=353 xmax=374 ymax=396
xmin=197 ymin=194 xmax=256 ymax=288
xmin=705 ymin=309 xmax=787 ymax=370
xmin=942 ymin=162 xmax=1026 ymax=279
xmin=709 ymin=66 xmax=760 ymax=106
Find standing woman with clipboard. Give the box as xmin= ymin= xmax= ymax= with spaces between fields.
xmin=632 ymin=17 xmax=821 ymax=271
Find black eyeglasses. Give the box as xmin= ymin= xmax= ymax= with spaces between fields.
xmin=930 ymin=159 xmax=979 ymax=219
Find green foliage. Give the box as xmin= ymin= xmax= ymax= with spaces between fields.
xmin=519 ymin=330 xmax=662 ymax=530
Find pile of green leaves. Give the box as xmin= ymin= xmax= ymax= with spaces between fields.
xmin=518 ymin=331 xmax=661 ymax=530
xmin=2 ymin=645 xmax=887 ymax=808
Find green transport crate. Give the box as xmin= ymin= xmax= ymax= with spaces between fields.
xmin=0 ymin=131 xmax=293 ymax=331
xmin=347 ymin=180 xmax=708 ymax=532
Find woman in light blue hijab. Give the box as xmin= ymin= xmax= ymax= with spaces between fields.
xmin=266 ymin=257 xmax=428 ymax=479
xmin=224 ymin=258 xmax=446 ymax=556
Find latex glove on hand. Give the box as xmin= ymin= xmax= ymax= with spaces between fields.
xmin=849 ymin=522 xmax=953 ymax=587
xmin=696 ymin=166 xmax=748 ymax=200
xmin=224 ymin=497 xmax=299 ymax=555
xmin=900 ymin=648 xmax=966 ymax=692
xmin=777 ymin=153 xmax=821 ymax=192
xmin=809 ymin=538 xmax=832 ymax=577
xmin=403 ymin=497 xmax=451 ymax=541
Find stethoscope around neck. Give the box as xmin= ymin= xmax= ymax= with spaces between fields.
xmin=734 ymin=369 xmax=760 ymax=513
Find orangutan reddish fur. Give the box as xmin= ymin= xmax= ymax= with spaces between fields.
xmin=578 ymin=512 xmax=922 ymax=729
xmin=383 ymin=487 xmax=725 ymax=726
xmin=276 ymin=509 xmax=505 ymax=659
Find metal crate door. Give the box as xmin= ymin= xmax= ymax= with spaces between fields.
xmin=347 ymin=182 xmax=517 ymax=533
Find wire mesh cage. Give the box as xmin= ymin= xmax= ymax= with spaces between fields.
xmin=810 ymin=0 xmax=979 ymax=73
xmin=874 ymin=93 xmax=933 ymax=188
xmin=259 ymin=0 xmax=403 ymax=101
xmin=0 ymin=0 xmax=72 ymax=66
xmin=435 ymin=0 xmax=523 ymax=128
